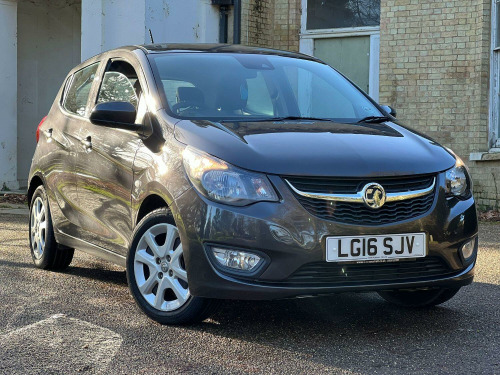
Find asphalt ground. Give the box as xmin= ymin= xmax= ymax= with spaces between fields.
xmin=0 ymin=211 xmax=498 ymax=375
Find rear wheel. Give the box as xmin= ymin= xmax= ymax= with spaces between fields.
xmin=127 ymin=208 xmax=220 ymax=325
xmin=377 ymin=287 xmax=461 ymax=307
xmin=29 ymin=185 xmax=74 ymax=271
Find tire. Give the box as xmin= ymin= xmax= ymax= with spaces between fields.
xmin=126 ymin=208 xmax=220 ymax=325
xmin=377 ymin=287 xmax=461 ymax=308
xmin=29 ymin=185 xmax=74 ymax=271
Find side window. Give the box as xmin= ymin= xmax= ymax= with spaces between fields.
xmin=245 ymin=72 xmax=274 ymax=116
xmin=97 ymin=60 xmax=141 ymax=109
xmin=63 ymin=63 xmax=99 ymax=116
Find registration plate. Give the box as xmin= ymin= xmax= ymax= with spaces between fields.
xmin=326 ymin=233 xmax=426 ymax=262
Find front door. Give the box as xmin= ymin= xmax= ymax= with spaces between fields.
xmin=73 ymin=57 xmax=146 ymax=256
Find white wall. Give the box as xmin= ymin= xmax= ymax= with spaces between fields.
xmin=0 ymin=0 xmax=221 ymax=188
xmin=81 ymin=0 xmax=146 ymax=61
xmin=146 ymin=0 xmax=219 ymax=44
xmin=81 ymin=0 xmax=220 ymax=61
xmin=0 ymin=0 xmax=18 ymax=190
xmin=17 ymin=0 xmax=81 ymax=186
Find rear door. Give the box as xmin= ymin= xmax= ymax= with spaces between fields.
xmin=73 ymin=55 xmax=147 ymax=256
xmin=43 ymin=62 xmax=100 ymax=238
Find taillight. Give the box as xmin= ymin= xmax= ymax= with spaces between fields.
xmin=36 ymin=116 xmax=47 ymax=143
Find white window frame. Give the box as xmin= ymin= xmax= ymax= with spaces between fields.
xmin=490 ymin=0 xmax=500 ymax=149
xmin=299 ymin=0 xmax=380 ymax=102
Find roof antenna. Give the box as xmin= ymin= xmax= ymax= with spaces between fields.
xmin=149 ymin=29 xmax=155 ymax=44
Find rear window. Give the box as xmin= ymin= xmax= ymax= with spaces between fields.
xmin=63 ymin=62 xmax=99 ymax=116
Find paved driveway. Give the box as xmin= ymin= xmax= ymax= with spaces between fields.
xmin=0 ymin=211 xmax=498 ymax=374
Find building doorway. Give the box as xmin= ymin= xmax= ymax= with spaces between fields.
xmin=17 ymin=0 xmax=81 ymax=187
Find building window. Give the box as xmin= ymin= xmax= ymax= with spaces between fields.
xmin=300 ymin=0 xmax=381 ymax=101
xmin=491 ymin=0 xmax=500 ymax=148
xmin=496 ymin=0 xmax=500 ymax=49
xmin=306 ymin=0 xmax=381 ymax=30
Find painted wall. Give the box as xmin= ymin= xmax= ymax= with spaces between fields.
xmin=81 ymin=0 xmax=220 ymax=61
xmin=1 ymin=0 xmax=220 ymax=189
xmin=147 ymin=0 xmax=219 ymax=44
xmin=0 ymin=0 xmax=18 ymax=190
xmin=16 ymin=0 xmax=82 ymax=187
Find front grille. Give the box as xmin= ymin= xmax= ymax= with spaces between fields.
xmin=286 ymin=174 xmax=435 ymax=194
xmin=285 ymin=175 xmax=436 ymax=225
xmin=274 ymin=257 xmax=453 ymax=287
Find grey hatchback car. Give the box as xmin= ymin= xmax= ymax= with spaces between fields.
xmin=28 ymin=44 xmax=478 ymax=324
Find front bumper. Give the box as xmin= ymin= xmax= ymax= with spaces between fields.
xmin=171 ymin=174 xmax=478 ymax=300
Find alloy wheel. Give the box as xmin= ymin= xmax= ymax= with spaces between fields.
xmin=30 ymin=197 xmax=47 ymax=260
xmin=133 ymin=223 xmax=190 ymax=311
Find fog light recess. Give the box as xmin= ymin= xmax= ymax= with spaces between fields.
xmin=460 ymin=237 xmax=477 ymax=260
xmin=212 ymin=247 xmax=261 ymax=271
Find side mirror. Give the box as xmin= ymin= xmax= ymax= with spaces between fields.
xmin=380 ymin=105 xmax=397 ymax=118
xmin=90 ymin=101 xmax=141 ymax=131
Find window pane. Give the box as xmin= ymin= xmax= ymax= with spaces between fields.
xmin=162 ymin=80 xmax=195 ymax=105
xmin=496 ymin=0 xmax=500 ymax=49
xmin=63 ymin=63 xmax=99 ymax=116
xmin=97 ymin=72 xmax=138 ymax=108
xmin=150 ymin=53 xmax=382 ymax=122
xmin=245 ymin=72 xmax=274 ymax=116
xmin=284 ymin=66 xmax=357 ymax=118
xmin=307 ymin=0 xmax=381 ymax=30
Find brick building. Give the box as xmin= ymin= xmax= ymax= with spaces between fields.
xmin=240 ymin=0 xmax=499 ymax=209
xmin=0 ymin=0 xmax=498 ymax=208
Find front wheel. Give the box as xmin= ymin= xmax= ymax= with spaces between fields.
xmin=377 ymin=287 xmax=461 ymax=307
xmin=126 ymin=208 xmax=220 ymax=325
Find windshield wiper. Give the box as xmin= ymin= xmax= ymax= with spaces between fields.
xmin=244 ymin=116 xmax=334 ymax=122
xmin=356 ymin=116 xmax=391 ymax=123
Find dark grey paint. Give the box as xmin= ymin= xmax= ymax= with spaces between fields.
xmin=28 ymin=44 xmax=477 ymax=300
xmin=174 ymin=119 xmax=456 ymax=177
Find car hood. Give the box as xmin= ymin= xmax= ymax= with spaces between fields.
xmin=173 ymin=119 xmax=456 ymax=177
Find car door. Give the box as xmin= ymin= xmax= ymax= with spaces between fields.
xmin=73 ymin=56 xmax=146 ymax=256
xmin=43 ymin=61 xmax=100 ymax=238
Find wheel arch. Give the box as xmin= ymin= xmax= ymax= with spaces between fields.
xmin=135 ymin=194 xmax=169 ymax=226
xmin=27 ymin=174 xmax=45 ymax=207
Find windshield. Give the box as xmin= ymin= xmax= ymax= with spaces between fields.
xmin=149 ymin=53 xmax=382 ymax=122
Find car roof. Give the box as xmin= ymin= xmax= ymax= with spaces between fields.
xmin=134 ymin=43 xmax=322 ymax=62
xmin=134 ymin=43 xmax=308 ymax=57
xmin=74 ymin=43 xmax=324 ymax=75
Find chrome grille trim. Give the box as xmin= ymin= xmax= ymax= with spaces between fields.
xmin=285 ymin=177 xmax=436 ymax=203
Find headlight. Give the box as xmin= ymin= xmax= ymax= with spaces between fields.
xmin=445 ymin=156 xmax=471 ymax=197
xmin=182 ymin=147 xmax=279 ymax=206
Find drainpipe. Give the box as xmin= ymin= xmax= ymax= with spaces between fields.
xmin=219 ymin=5 xmax=229 ymax=43
xmin=233 ymin=0 xmax=241 ymax=44
xmin=212 ymin=0 xmax=238 ymax=44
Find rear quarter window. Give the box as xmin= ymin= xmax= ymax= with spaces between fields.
xmin=63 ymin=62 xmax=99 ymax=116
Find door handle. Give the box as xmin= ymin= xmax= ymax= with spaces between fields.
xmin=80 ymin=136 xmax=92 ymax=151
xmin=42 ymin=128 xmax=53 ymax=139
